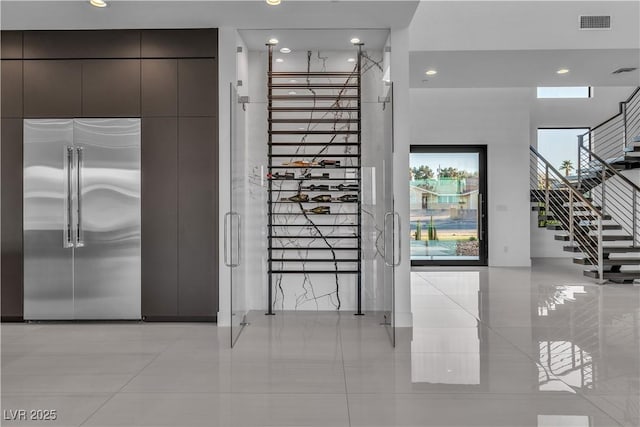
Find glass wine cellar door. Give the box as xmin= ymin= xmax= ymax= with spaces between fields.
xmin=229 ymin=84 xmax=248 ymax=347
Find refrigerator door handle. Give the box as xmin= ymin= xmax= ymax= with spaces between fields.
xmin=75 ymin=147 xmax=85 ymax=247
xmin=64 ymin=146 xmax=74 ymax=248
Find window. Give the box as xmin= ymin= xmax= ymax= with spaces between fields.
xmin=537 ymin=128 xmax=589 ymax=177
xmin=536 ymin=87 xmax=592 ymax=99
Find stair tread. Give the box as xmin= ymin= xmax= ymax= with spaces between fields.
xmin=583 ymin=270 xmax=640 ymax=280
xmin=564 ymin=245 xmax=640 ymax=253
xmin=574 ymin=257 xmax=640 ymax=266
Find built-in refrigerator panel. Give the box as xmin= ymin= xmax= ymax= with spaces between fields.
xmin=24 ymin=119 xmax=75 ymax=320
xmin=23 ymin=118 xmax=141 ymax=320
xmin=73 ymin=119 xmax=141 ymax=319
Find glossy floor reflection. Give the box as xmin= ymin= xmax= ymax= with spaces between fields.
xmin=2 ymin=260 xmax=638 ymax=426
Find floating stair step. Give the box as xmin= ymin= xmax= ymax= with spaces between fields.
xmin=270 ymin=247 xmax=358 ymax=251
xmin=583 ymin=270 xmax=640 ymax=282
xmin=270 ymin=143 xmax=359 ymax=147
xmin=564 ymin=245 xmax=640 ymax=253
xmin=555 ymin=234 xmax=633 ymax=241
xmin=573 ymin=257 xmax=640 ymax=266
xmin=578 ymin=223 xmax=623 ymax=231
xmin=270 ymin=154 xmax=360 ymax=158
xmin=546 ymin=224 xmax=564 ymax=230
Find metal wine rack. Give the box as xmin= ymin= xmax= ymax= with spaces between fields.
xmin=266 ymin=44 xmax=363 ymax=314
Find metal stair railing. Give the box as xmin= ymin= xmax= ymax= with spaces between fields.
xmin=530 ymin=146 xmax=605 ymax=280
xmin=577 ymin=141 xmax=640 ymax=247
xmin=580 ymin=87 xmax=640 ymax=161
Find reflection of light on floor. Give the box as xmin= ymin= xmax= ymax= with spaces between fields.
xmin=538 ymin=285 xmax=586 ymax=316
xmin=537 ymin=415 xmax=590 ymax=427
xmin=538 ymin=341 xmax=593 ymax=390
xmin=411 ymin=272 xmax=480 ymax=385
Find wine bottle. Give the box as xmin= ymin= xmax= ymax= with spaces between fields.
xmin=337 ymin=194 xmax=358 ymax=202
xmin=305 ymin=206 xmax=331 ymax=215
xmin=302 ymin=172 xmax=330 ymax=179
xmin=306 ymin=184 xmax=330 ymax=191
xmin=311 ymin=194 xmax=332 ymax=203
xmin=320 ymin=159 xmax=340 ymax=167
xmin=272 ymin=172 xmax=294 ymax=180
xmin=287 ymin=194 xmax=309 ymax=203
xmin=333 ymin=183 xmax=359 ymax=191
xmin=282 ymin=160 xmax=317 ymax=167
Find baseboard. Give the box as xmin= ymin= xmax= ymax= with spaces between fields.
xmin=142 ymin=315 xmax=217 ymax=322
xmin=1 ymin=316 xmax=23 ymax=322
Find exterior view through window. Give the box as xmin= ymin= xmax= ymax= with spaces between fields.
xmin=410 ymin=146 xmax=487 ymax=265
xmin=537 ymin=128 xmax=589 ymax=178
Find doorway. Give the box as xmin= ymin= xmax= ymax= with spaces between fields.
xmin=410 ymin=145 xmax=488 ymax=266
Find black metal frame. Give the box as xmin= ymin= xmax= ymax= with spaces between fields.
xmin=266 ymin=44 xmax=363 ymax=315
xmin=409 ymin=144 xmax=488 ymax=267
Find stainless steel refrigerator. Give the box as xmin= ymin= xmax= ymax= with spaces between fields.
xmin=23 ymin=119 xmax=141 ymax=320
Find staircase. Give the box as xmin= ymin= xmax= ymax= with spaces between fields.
xmin=530 ymin=87 xmax=640 ymax=284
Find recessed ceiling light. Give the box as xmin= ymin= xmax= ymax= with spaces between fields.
xmin=266 ymin=0 xmax=281 ymax=5
xmin=89 ymin=0 xmax=107 ymax=7
xmin=350 ymin=38 xmax=361 ymax=44
xmin=557 ymin=68 xmax=570 ymax=74
xmin=425 ymin=70 xmax=437 ymax=76
xmin=280 ymin=47 xmax=291 ymax=54
xmin=268 ymin=38 xmax=279 ymax=45
xmin=347 ymin=58 xmax=356 ymax=63
xmin=276 ymin=58 xmax=284 ymax=63
xmin=289 ymin=91 xmax=297 ymax=95
xmin=289 ymin=79 xmax=297 ymax=83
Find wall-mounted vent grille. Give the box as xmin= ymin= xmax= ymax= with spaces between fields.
xmin=579 ymin=15 xmax=611 ymax=30
xmin=612 ymin=67 xmax=638 ymax=74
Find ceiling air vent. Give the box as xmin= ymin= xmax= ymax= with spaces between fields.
xmin=579 ymin=15 xmax=611 ymax=30
xmin=612 ymin=67 xmax=638 ymax=74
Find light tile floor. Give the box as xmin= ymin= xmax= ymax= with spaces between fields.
xmin=1 ymin=260 xmax=638 ymax=426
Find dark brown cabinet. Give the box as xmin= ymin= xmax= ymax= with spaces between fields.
xmin=23 ymin=60 xmax=82 ymax=118
xmin=1 ymin=60 xmax=23 ymax=118
xmin=178 ymin=117 xmax=218 ymax=317
xmin=2 ymin=29 xmax=219 ymax=321
xmin=1 ymin=119 xmax=23 ymax=319
xmin=1 ymin=31 xmax=22 ymax=59
xmin=23 ymin=30 xmax=140 ymax=59
xmin=178 ymin=59 xmax=218 ymax=117
xmin=142 ymin=59 xmax=178 ymax=117
xmin=141 ymin=118 xmax=179 ymax=318
xmin=82 ymin=59 xmax=141 ymax=117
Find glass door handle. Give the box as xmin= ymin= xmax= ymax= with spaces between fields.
xmin=224 ymin=212 xmax=240 ymax=268
xmin=384 ymin=212 xmax=393 ymax=267
xmin=233 ymin=212 xmax=241 ymax=267
xmin=478 ymin=193 xmax=483 ymax=241
xmin=393 ymin=211 xmax=401 ymax=267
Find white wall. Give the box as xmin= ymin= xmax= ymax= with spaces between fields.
xmin=410 ymin=88 xmax=533 ymax=267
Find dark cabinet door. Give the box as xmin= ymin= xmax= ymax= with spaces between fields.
xmin=142 ymin=59 xmax=178 ymax=117
xmin=24 ymin=30 xmax=140 ymax=59
xmin=1 ymin=31 xmax=23 ymax=59
xmin=82 ymin=59 xmax=141 ymax=117
xmin=23 ymin=60 xmax=82 ymax=118
xmin=178 ymin=117 xmax=218 ymax=317
xmin=1 ymin=119 xmax=23 ymax=319
xmin=1 ymin=60 xmax=23 ymax=118
xmin=178 ymin=58 xmax=217 ymax=117
xmin=141 ymin=118 xmax=179 ymax=318
xmin=141 ymin=29 xmax=217 ymax=59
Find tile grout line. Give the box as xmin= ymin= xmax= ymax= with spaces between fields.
xmin=415 ymin=271 xmax=626 ymax=426
xmin=76 ymin=346 xmax=169 ymax=426
xmin=338 ymin=313 xmax=353 ymax=427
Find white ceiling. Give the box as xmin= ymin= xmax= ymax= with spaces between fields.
xmin=239 ymin=29 xmax=390 ymax=51
xmin=0 ymin=1 xmax=419 ymax=30
xmin=410 ymin=49 xmax=640 ymax=88
xmin=410 ymin=1 xmax=640 ymax=51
